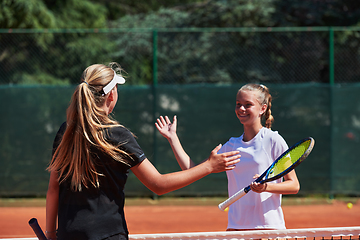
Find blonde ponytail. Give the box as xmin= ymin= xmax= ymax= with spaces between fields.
xmin=48 ymin=63 xmax=132 ymax=191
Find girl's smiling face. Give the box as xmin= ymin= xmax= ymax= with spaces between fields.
xmin=235 ymin=90 xmax=267 ymax=127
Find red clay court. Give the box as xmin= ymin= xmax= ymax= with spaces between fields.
xmin=0 ymin=198 xmax=359 ymax=239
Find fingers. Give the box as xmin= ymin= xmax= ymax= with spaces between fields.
xmin=165 ymin=115 xmax=171 ymax=124
xmin=172 ymin=115 xmax=177 ymax=126
xmin=208 ymin=146 xmax=241 ymax=173
xmin=222 ymin=150 xmax=240 ymax=157
xmin=224 ymin=153 xmax=241 ymax=170
xmin=224 ymin=164 xmax=237 ymax=170
xmin=156 ymin=116 xmax=175 ymax=128
xmin=210 ymin=144 xmax=223 ymax=155
xmin=250 ymin=182 xmax=267 ymax=193
xmin=226 ymin=158 xmax=240 ymax=168
xmin=222 ymin=150 xmax=241 ymax=168
xmin=160 ymin=116 xmax=167 ymax=126
xmin=156 ymin=116 xmax=164 ymax=128
xmin=155 ymin=116 xmax=169 ymax=136
xmin=210 ymin=147 xmax=240 ymax=171
xmin=155 ymin=116 xmax=168 ymax=130
xmin=155 ymin=122 xmax=161 ymax=131
xmin=225 ymin=152 xmax=241 ymax=162
xmin=155 ymin=116 xmax=177 ymax=137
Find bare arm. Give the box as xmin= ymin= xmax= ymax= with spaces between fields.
xmin=155 ymin=115 xmax=195 ymax=170
xmin=46 ymin=171 xmax=59 ymax=240
xmin=250 ymin=169 xmax=300 ymax=195
xmin=131 ymin=144 xmax=240 ymax=195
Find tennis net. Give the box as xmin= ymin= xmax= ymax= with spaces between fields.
xmin=129 ymin=227 xmax=360 ymax=240
xmin=3 ymin=227 xmax=360 ymax=240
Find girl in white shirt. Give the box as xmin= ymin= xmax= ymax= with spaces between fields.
xmin=156 ymin=83 xmax=300 ymax=231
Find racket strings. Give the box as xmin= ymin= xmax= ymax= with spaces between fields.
xmin=267 ymin=140 xmax=311 ymax=178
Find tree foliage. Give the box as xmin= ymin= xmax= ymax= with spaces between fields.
xmin=0 ymin=0 xmax=56 ymax=29
xmin=0 ymin=0 xmax=108 ymax=84
xmin=273 ymin=0 xmax=360 ymax=27
xmin=1 ymin=0 xmax=360 ymax=85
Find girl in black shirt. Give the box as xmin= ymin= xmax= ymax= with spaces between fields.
xmin=46 ymin=62 xmax=240 ymax=240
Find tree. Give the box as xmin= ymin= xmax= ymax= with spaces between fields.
xmin=2 ymin=0 xmax=360 ymax=85
xmin=94 ymin=0 xmax=203 ymax=20
xmin=0 ymin=0 xmax=56 ymax=29
xmin=272 ymin=0 xmax=360 ymax=83
xmin=0 ymin=0 xmax=109 ymax=85
xmin=110 ymin=0 xmax=278 ymax=85
xmin=273 ymin=0 xmax=360 ymax=27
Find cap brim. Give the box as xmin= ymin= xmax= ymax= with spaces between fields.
xmin=102 ymin=72 xmax=126 ymax=95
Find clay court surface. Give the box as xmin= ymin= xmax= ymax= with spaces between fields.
xmin=0 ymin=198 xmax=359 ymax=239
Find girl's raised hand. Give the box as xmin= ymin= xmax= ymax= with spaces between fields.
xmin=155 ymin=115 xmax=177 ymax=139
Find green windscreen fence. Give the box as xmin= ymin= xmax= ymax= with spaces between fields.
xmin=1 ymin=83 xmax=360 ymax=197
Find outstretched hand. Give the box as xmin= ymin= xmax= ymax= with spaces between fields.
xmin=155 ymin=115 xmax=177 ymax=140
xmin=207 ymin=144 xmax=240 ymax=173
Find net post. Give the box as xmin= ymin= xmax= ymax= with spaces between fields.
xmin=328 ymin=26 xmax=335 ymax=199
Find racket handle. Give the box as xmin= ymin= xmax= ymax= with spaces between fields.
xmin=218 ymin=186 xmax=251 ymax=211
xmin=29 ymin=218 xmax=48 ymax=240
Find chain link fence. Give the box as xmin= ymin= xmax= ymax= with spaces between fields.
xmin=1 ymin=27 xmax=360 ymax=85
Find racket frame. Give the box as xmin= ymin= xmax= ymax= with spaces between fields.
xmin=256 ymin=137 xmax=315 ymax=184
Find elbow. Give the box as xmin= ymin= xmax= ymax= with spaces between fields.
xmin=152 ymin=188 xmax=168 ymax=196
xmin=149 ymin=182 xmax=170 ymax=196
xmin=282 ymin=182 xmax=300 ymax=195
xmin=291 ymin=183 xmax=300 ymax=195
xmin=153 ymin=190 xmax=167 ymax=196
xmin=292 ymin=189 xmax=300 ymax=195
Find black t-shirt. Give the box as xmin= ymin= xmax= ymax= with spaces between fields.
xmin=52 ymin=122 xmax=146 ymax=240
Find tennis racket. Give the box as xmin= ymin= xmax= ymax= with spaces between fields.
xmin=29 ymin=218 xmax=48 ymax=240
xmin=218 ymin=137 xmax=315 ymax=211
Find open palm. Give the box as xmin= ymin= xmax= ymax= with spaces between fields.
xmin=155 ymin=115 xmax=177 ymax=139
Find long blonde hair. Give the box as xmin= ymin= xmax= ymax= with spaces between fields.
xmin=238 ymin=83 xmax=274 ymax=129
xmin=48 ymin=62 xmax=132 ymax=191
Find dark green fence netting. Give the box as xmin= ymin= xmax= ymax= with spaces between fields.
xmin=1 ymin=83 xmax=360 ymax=197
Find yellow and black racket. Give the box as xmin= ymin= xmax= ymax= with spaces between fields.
xmin=218 ymin=137 xmax=315 ymax=211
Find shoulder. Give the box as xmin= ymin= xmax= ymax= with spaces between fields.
xmin=58 ymin=121 xmax=67 ymax=133
xmin=55 ymin=122 xmax=67 ymax=138
xmin=260 ymin=128 xmax=288 ymax=159
xmin=228 ymin=136 xmax=244 ymax=145
xmin=106 ymin=125 xmax=135 ymax=143
xmin=108 ymin=125 xmax=131 ymax=134
xmin=260 ymin=128 xmax=286 ymax=145
xmin=219 ymin=136 xmax=243 ymax=153
xmin=106 ymin=125 xmax=146 ymax=163
xmin=52 ymin=122 xmax=67 ymax=151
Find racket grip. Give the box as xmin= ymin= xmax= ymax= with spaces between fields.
xmin=29 ymin=218 xmax=48 ymax=240
xmin=218 ymin=186 xmax=250 ymax=211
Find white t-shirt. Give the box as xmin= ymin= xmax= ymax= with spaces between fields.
xmin=219 ymin=127 xmax=288 ymax=230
